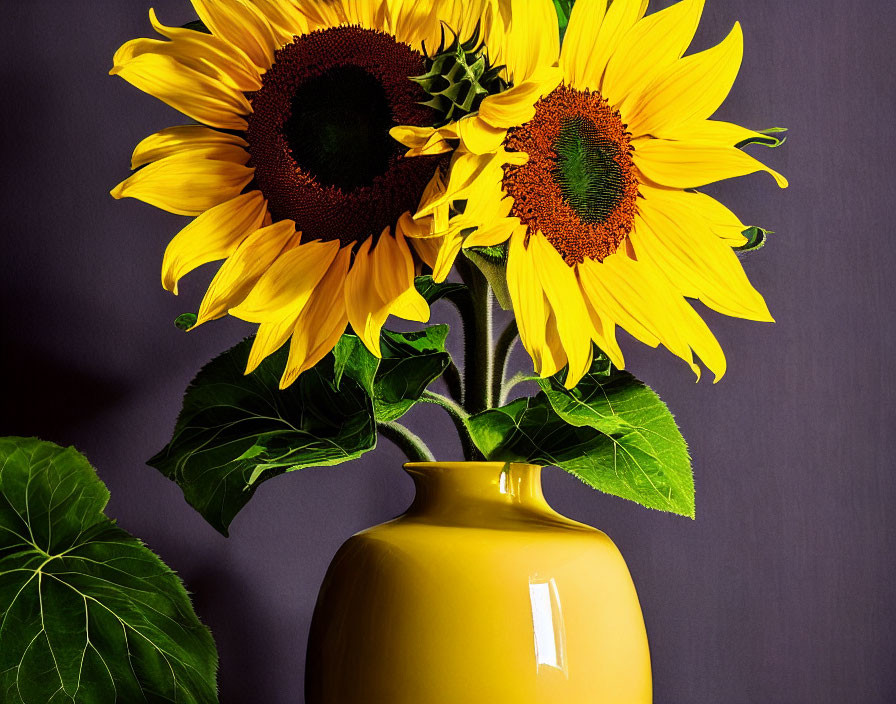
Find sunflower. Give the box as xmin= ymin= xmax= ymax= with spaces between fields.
xmin=393 ymin=0 xmax=788 ymax=389
xmin=111 ymin=0 xmax=502 ymax=387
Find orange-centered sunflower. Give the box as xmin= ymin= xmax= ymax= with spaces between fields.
xmin=111 ymin=0 xmax=501 ymax=387
xmin=394 ymin=0 xmax=788 ymax=389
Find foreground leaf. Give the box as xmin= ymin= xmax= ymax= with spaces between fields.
xmin=0 ymin=437 xmax=218 ymax=704
xmin=149 ymin=338 xmax=377 ymax=535
xmin=333 ymin=326 xmax=451 ymax=422
xmin=467 ymin=360 xmax=694 ymax=517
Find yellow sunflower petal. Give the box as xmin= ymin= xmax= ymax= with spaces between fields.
xmin=634 ymin=188 xmax=774 ymax=322
xmin=229 ymin=238 xmax=341 ymax=323
xmin=580 ymin=293 xmax=625 ymax=370
xmin=601 ymin=0 xmax=704 ymax=107
xmin=579 ymin=257 xmax=663 ymax=350
xmin=344 ymin=230 xmax=422 ymax=357
xmin=292 ymin=0 xmax=347 ymax=28
xmin=110 ymin=153 xmax=254 ymax=216
xmin=456 ymin=116 xmax=508 ymax=155
xmin=634 ymin=137 xmax=788 ymax=189
xmin=683 ymin=190 xmax=749 ymax=245
xmin=541 ymin=306 xmax=569 ymax=379
xmin=341 ymin=0 xmax=387 ymax=29
xmin=653 ymin=119 xmax=774 ymax=148
xmin=111 ymin=53 xmax=250 ymax=130
xmin=385 ymin=231 xmax=431 ymax=320
xmin=389 ymin=286 xmax=431 ymax=323
xmin=506 ymin=226 xmax=549 ymax=374
xmin=385 ymin=0 xmax=437 ymax=48
xmin=146 ymin=9 xmax=263 ymax=91
xmin=390 ymin=125 xmax=455 ymax=157
xmin=462 ymin=219 xmax=516 ymax=248
xmin=477 ymin=66 xmax=563 ymax=129
xmin=584 ymin=0 xmax=644 ymax=92
xmin=623 ymin=22 xmax=743 ymax=137
xmin=130 ymin=126 xmax=248 ymax=170
xmin=408 ymin=233 xmax=442 ymax=269
xmin=580 ymin=250 xmax=727 ymax=380
xmin=529 ymin=233 xmax=594 ymax=388
xmin=162 ymin=191 xmax=268 ymax=294
xmin=247 ymin=0 xmax=312 ymax=42
xmin=343 ymin=237 xmax=382 ymax=355
xmin=560 ymin=0 xmax=607 ymax=89
xmin=502 ymin=0 xmax=559 ymax=83
xmin=190 ymin=0 xmax=281 ymax=70
xmin=196 ymin=220 xmax=297 ymax=325
xmin=246 ymin=315 xmax=300 ymax=375
xmin=431 ymin=230 xmax=464 ymax=282
xmin=113 ymin=34 xmax=261 ymax=94
xmin=280 ymin=247 xmax=353 ymax=388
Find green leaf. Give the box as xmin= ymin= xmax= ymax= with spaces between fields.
xmin=149 ymin=338 xmax=377 ymax=535
xmin=736 ymin=126 xmax=787 ymax=149
xmin=333 ymin=326 xmax=451 ymax=422
xmin=553 ymin=0 xmax=575 ymax=41
xmin=0 ymin=437 xmax=218 ymax=704
xmin=414 ymin=275 xmax=466 ymax=305
xmin=466 ymin=358 xmax=694 ymax=517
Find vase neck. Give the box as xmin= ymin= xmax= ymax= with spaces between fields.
xmin=403 ymin=462 xmax=548 ymax=521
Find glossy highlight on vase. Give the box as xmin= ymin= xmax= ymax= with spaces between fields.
xmin=306 ymin=462 xmax=652 ymax=703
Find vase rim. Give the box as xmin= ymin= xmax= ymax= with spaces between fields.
xmin=403 ymin=461 xmax=542 ymax=470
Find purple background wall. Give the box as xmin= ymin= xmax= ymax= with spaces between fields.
xmin=2 ymin=1 xmax=893 ymax=702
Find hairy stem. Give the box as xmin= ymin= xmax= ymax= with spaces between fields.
xmin=378 ymin=422 xmax=434 ymax=463
xmin=442 ymin=361 xmax=464 ymax=406
xmin=421 ymin=391 xmax=477 ymax=461
xmin=500 ymin=371 xmax=530 ymax=406
xmin=491 ymin=319 xmax=519 ymax=407
xmin=457 ymin=258 xmax=494 ymax=416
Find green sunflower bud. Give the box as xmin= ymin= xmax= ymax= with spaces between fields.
xmin=410 ymin=21 xmax=507 ymax=127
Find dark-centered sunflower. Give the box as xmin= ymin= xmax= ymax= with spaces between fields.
xmin=394 ymin=0 xmax=788 ymax=389
xmin=111 ymin=0 xmax=502 ymax=387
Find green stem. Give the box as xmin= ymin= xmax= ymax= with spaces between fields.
xmin=500 ymin=371 xmax=530 ymax=406
xmin=443 ymin=282 xmax=475 ymax=410
xmin=456 ymin=258 xmax=494 ymax=416
xmin=421 ymin=391 xmax=476 ymax=461
xmin=442 ymin=361 xmax=464 ymax=406
xmin=491 ymin=319 xmax=519 ymax=407
xmin=377 ymin=422 xmax=434 ymax=463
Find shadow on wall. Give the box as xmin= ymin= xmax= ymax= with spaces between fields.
xmin=189 ymin=561 xmax=305 ymax=704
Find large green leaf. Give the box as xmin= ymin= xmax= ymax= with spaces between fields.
xmin=333 ymin=326 xmax=451 ymax=422
xmin=149 ymin=338 xmax=377 ymax=535
xmin=0 ymin=437 xmax=218 ymax=704
xmin=466 ymin=359 xmax=694 ymax=517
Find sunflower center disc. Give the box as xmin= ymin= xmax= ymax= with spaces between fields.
xmin=285 ymin=66 xmax=396 ymax=191
xmin=502 ymin=85 xmax=639 ymax=265
xmin=246 ymin=26 xmax=442 ymax=246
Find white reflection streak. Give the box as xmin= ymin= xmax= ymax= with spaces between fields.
xmin=529 ymin=579 xmax=566 ymax=673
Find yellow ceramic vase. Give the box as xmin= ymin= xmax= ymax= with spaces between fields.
xmin=305 ymin=462 xmax=652 ymax=703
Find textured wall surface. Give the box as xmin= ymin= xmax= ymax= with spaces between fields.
xmin=2 ymin=1 xmax=893 ymax=702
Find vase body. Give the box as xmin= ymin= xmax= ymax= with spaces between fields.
xmin=305 ymin=462 xmax=651 ymax=703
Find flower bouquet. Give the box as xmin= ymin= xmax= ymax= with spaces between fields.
xmin=0 ymin=1 xmax=789 ymax=702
